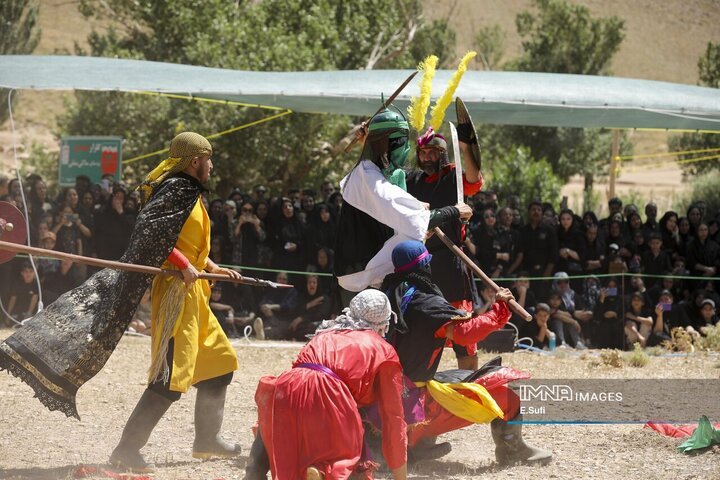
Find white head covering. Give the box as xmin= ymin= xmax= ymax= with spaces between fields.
xmin=314 ymin=289 xmax=395 ymax=337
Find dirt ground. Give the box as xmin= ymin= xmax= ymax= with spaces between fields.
xmin=1 ymin=330 xmax=719 ymax=480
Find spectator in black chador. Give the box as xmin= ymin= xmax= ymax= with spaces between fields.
xmin=285 ymin=274 xmax=332 ymax=340
xmin=269 ymin=197 xmax=306 ymax=282
xmin=468 ymin=206 xmax=504 ymax=278
xmin=658 ymin=210 xmax=681 ymax=258
xmin=685 ymin=223 xmax=719 ymax=290
xmin=94 ymin=188 xmax=136 ymax=260
xmin=592 ymin=277 xmax=623 ymax=349
xmin=508 ymin=201 xmax=558 ymax=298
xmin=305 ymin=203 xmax=336 ymax=264
xmin=556 ymin=208 xmax=584 ymax=279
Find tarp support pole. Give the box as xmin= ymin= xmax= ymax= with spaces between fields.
xmin=608 ymin=129 xmax=620 ymax=199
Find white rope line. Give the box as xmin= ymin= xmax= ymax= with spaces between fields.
xmin=3 ymin=89 xmax=44 ymax=326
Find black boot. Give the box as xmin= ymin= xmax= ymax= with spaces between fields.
xmin=408 ymin=436 xmax=452 ymax=462
xmin=243 ymin=430 xmax=270 ymax=479
xmin=192 ymin=384 xmax=241 ymax=459
xmin=490 ymin=414 xmax=552 ymax=466
xmin=109 ymin=389 xmax=174 ymax=472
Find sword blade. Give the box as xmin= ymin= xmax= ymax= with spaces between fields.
xmin=449 ymin=122 xmax=464 ymax=205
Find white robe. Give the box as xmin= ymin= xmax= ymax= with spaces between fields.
xmin=338 ymin=160 xmax=430 ymax=291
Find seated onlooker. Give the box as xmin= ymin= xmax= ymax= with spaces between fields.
xmin=509 ymin=273 xmax=537 ymax=326
xmin=696 ymin=298 xmax=718 ymax=330
xmin=624 ymin=292 xmax=656 ymax=348
xmin=547 ymin=291 xmax=585 ymax=349
xmin=285 ymin=274 xmax=332 ymax=341
xmin=257 ymin=271 xmax=298 ymax=340
xmin=593 ymin=278 xmax=623 ymax=349
xmin=519 ymin=302 xmax=551 ymax=350
xmin=552 ymin=271 xmax=594 ymax=341
xmin=685 ymin=223 xmax=718 ymax=291
xmin=6 ymin=262 xmax=39 ymax=323
xmin=307 ymin=246 xmax=335 ymax=296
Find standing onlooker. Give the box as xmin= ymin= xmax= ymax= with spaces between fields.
xmin=232 ymin=201 xmax=266 ymax=269
xmin=642 ymin=202 xmax=659 ymax=238
xmin=269 ymin=197 xmax=306 ymax=283
xmin=94 ymin=188 xmax=136 ymax=261
xmin=508 ymin=201 xmax=558 ymax=299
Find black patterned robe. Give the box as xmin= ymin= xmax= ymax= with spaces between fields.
xmin=0 ymin=174 xmax=203 ymax=419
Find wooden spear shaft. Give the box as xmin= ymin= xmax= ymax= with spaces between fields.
xmin=432 ymin=227 xmax=532 ymax=321
xmin=0 ymin=240 xmax=289 ymax=288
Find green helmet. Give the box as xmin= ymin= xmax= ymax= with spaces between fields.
xmin=362 ymin=106 xmax=410 ymax=180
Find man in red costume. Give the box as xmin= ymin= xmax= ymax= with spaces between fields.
xmin=377 ymin=240 xmax=552 ymax=465
xmin=246 ymin=289 xmax=408 ymax=480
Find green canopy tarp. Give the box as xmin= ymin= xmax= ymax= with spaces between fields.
xmin=1 ymin=55 xmax=719 ymax=130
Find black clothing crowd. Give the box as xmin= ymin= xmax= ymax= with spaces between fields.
xmin=1 ymin=174 xmax=718 ymax=348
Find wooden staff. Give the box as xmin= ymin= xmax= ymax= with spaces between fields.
xmin=343 ymin=70 xmax=419 ymax=152
xmin=432 ymin=227 xmax=532 ymax=321
xmin=0 ymin=240 xmax=290 ymax=288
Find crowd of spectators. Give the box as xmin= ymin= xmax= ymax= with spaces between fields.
xmin=1 ymin=173 xmax=718 ymax=349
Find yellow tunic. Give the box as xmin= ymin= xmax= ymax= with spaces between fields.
xmin=150 ymin=197 xmax=239 ymax=392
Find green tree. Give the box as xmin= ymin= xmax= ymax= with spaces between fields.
xmin=474 ymin=25 xmax=505 ymax=71
xmin=670 ymin=41 xmax=720 ymax=176
xmin=484 ymin=145 xmax=563 ymax=209
xmin=59 ymin=0 xmax=455 ymax=193
xmin=500 ymin=0 xmax=629 ymax=195
xmin=0 ymin=0 xmax=41 ymax=125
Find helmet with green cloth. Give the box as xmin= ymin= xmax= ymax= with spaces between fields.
xmin=361 ymin=104 xmax=410 ymax=190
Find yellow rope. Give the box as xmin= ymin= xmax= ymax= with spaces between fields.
xmin=616 ymin=146 xmax=720 ymax=161
xmin=122 ymin=109 xmax=293 ymax=164
xmin=134 ymin=91 xmax=286 ymax=111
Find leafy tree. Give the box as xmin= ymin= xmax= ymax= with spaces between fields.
xmin=491 ymin=0 xmax=629 ymax=202
xmin=59 ymin=0 xmax=455 ymax=193
xmin=474 ymin=25 xmax=505 ymax=71
xmin=484 ymin=145 xmax=563 ymax=209
xmin=0 ymin=0 xmax=41 ymax=125
xmin=512 ymin=0 xmax=625 ymax=75
xmin=670 ymin=41 xmax=720 ymax=176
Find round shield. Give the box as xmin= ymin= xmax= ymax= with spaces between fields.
xmin=456 ymin=97 xmax=482 ymax=170
xmin=0 ymin=201 xmax=28 ymax=264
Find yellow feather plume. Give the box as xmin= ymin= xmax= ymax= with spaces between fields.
xmin=407 ymin=55 xmax=439 ymax=132
xmin=429 ymin=51 xmax=477 ymax=131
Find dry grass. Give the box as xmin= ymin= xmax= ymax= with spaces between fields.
xmin=1 ymin=331 xmax=719 ymax=479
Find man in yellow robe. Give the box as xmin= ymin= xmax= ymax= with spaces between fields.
xmin=110 ymin=132 xmax=242 ymax=472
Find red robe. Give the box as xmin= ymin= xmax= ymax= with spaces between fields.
xmin=255 ymin=330 xmax=407 ymax=480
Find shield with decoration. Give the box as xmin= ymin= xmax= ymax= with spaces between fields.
xmin=0 ymin=201 xmax=28 ymax=264
xmin=456 ymin=97 xmax=482 ymax=171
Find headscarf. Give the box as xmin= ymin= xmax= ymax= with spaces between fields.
xmin=138 ymin=132 xmax=212 ymax=206
xmin=314 ymin=289 xmax=395 ymax=337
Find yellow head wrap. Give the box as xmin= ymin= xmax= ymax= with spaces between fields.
xmin=139 ymin=132 xmax=212 ymax=205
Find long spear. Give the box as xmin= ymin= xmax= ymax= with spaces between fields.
xmin=0 ymin=240 xmax=290 ymax=288
xmin=343 ymin=70 xmax=419 ymax=152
